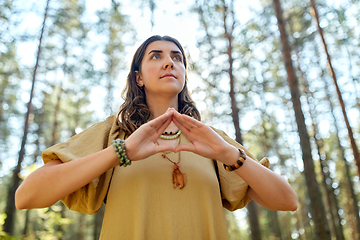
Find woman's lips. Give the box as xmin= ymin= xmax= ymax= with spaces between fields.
xmin=161 ymin=74 xmax=176 ymax=79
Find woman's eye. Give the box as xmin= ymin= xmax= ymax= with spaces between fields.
xmin=151 ymin=54 xmax=160 ymax=59
xmin=173 ymin=55 xmax=182 ymax=61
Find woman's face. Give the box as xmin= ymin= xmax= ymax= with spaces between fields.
xmin=135 ymin=40 xmax=186 ymax=98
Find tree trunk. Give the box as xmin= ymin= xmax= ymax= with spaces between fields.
xmin=281 ymin=102 xmax=313 ymax=238
xmin=105 ymin=1 xmax=115 ymax=116
xmin=0 ymin=77 xmax=7 ymax=132
xmin=272 ymin=0 xmax=331 ymax=239
xmin=57 ymin=202 xmax=66 ymax=240
xmin=221 ymin=0 xmax=261 ymax=238
xmin=3 ymin=0 xmax=50 ymax=235
xmin=51 ymin=85 xmax=63 ymax=146
xmin=344 ymin=44 xmax=360 ymax=111
xmin=247 ymin=201 xmax=262 ymax=240
xmin=259 ymin=81 xmax=282 ymax=240
xmin=304 ymin=83 xmax=344 ymax=240
xmin=266 ymin=210 xmax=282 ymax=240
xmin=295 ymin=49 xmax=345 ymax=240
xmin=310 ymin=0 xmax=360 ymax=177
xmin=21 ymin=209 xmax=30 ymax=238
xmin=323 ymin=72 xmax=360 ymax=240
xmin=294 ymin=206 xmax=306 ymax=240
xmin=77 ymin=213 xmax=85 ymax=240
xmin=318 ymin=146 xmax=344 ymax=240
xmin=22 ymin=108 xmax=45 ymax=238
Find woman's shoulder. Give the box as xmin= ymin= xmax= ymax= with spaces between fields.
xmin=42 ymin=115 xmax=123 ymax=164
xmin=88 ymin=115 xmax=117 ymax=130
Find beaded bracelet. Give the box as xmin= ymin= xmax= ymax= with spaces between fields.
xmin=223 ymin=149 xmax=246 ymax=171
xmin=112 ymin=139 xmax=132 ymax=167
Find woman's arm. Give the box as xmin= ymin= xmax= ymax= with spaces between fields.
xmin=171 ymin=109 xmax=297 ymax=211
xmin=15 ymin=146 xmax=119 ymax=209
xmin=16 ymin=110 xmax=176 ymax=210
xmin=221 ymin=145 xmax=297 ymax=211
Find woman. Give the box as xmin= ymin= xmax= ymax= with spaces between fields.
xmin=15 ymin=35 xmax=297 ymax=239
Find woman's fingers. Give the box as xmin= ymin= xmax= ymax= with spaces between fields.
xmin=174 ymin=144 xmax=195 ymax=153
xmin=155 ymin=115 xmax=172 ymax=136
xmin=172 ymin=111 xmax=197 ymax=129
xmin=148 ymin=110 xmax=172 ymax=127
xmin=172 ymin=117 xmax=191 ymax=135
xmin=155 ymin=144 xmax=175 ymax=153
xmin=172 ymin=114 xmax=211 ymax=141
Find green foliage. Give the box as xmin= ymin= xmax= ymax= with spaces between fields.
xmin=224 ymin=210 xmax=244 ymax=239
xmin=34 ymin=207 xmax=72 ymax=239
xmin=0 ymin=214 xmax=19 ymax=240
xmin=95 ymin=1 xmax=135 ymax=115
xmin=0 ymin=0 xmax=23 ymax=162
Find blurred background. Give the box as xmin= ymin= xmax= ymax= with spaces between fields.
xmin=1 ymin=0 xmax=359 ymax=239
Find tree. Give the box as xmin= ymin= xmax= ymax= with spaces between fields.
xmin=0 ymin=0 xmax=22 ymax=167
xmin=3 ymin=0 xmax=50 ymax=235
xmin=310 ymin=0 xmax=360 ymax=178
xmin=272 ymin=0 xmax=331 ymax=238
xmin=287 ymin=14 xmax=345 ymax=238
xmin=193 ymin=0 xmax=264 ymax=238
xmin=322 ymin=71 xmax=360 ymax=239
xmin=96 ymin=0 xmax=134 ymax=116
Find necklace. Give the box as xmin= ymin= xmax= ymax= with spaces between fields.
xmin=163 ymin=130 xmax=180 ymax=135
xmin=160 ymin=130 xmax=182 ymax=140
xmin=157 ymin=137 xmax=186 ymax=189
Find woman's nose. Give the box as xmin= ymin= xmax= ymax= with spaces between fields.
xmin=163 ymin=56 xmax=174 ymax=69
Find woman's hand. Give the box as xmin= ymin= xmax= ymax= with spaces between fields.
xmin=125 ymin=108 xmax=176 ymax=161
xmin=171 ymin=109 xmax=236 ymax=164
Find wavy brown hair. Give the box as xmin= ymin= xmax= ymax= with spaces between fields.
xmin=117 ymin=35 xmax=201 ymax=135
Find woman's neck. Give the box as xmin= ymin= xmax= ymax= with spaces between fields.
xmin=147 ymin=96 xmax=178 ymax=119
xmin=147 ymin=96 xmax=180 ymax=137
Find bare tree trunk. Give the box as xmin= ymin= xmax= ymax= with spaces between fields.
xmin=221 ymin=0 xmax=261 ymax=239
xmin=310 ymin=0 xmax=360 ymax=177
xmin=294 ymin=208 xmax=305 ymax=240
xmin=77 ymin=213 xmax=85 ymax=240
xmin=246 ymin=201 xmax=262 ymax=240
xmin=317 ymin=143 xmax=344 ymax=240
xmin=50 ymin=91 xmax=66 ymax=239
xmin=105 ymin=68 xmax=113 ymax=116
xmin=57 ymin=202 xmax=66 ymax=240
xmin=0 ymin=77 xmax=7 ymax=132
xmin=71 ymin=100 xmax=80 ymax=137
xmin=304 ymin=84 xmax=344 ymax=240
xmin=51 ymin=85 xmax=63 ymax=146
xmin=21 ymin=209 xmax=30 ymax=239
xmin=105 ymin=1 xmax=115 ymax=116
xmin=295 ymin=51 xmax=345 ymax=240
xmin=287 ymin=23 xmax=343 ymax=239
xmin=22 ymin=93 xmax=47 ymax=238
xmin=322 ymin=73 xmax=360 ymax=240
xmin=272 ymin=0 xmax=331 ymax=239
xmin=344 ymin=44 xmax=360 ymax=111
xmin=221 ymin=0 xmax=241 ymax=144
xmin=259 ymin=79 xmax=282 ymax=240
xmin=3 ymin=0 xmax=50 ymax=235
xmin=22 ymin=108 xmax=44 ymax=238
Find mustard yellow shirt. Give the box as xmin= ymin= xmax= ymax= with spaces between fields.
xmin=42 ymin=116 xmax=269 ymax=240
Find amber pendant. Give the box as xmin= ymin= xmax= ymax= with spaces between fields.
xmin=172 ymin=163 xmax=186 ymax=189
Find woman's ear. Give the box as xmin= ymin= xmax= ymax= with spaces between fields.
xmin=135 ymin=71 xmax=144 ymax=87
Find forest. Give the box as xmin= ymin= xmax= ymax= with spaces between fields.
xmin=1 ymin=0 xmax=360 ymax=239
